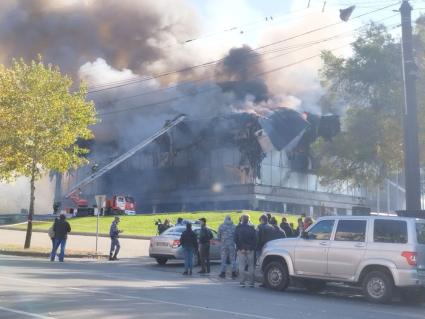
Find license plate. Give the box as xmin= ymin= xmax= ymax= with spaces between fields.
xmin=156 ymin=242 xmax=169 ymax=247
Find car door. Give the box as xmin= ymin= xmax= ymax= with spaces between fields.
xmin=327 ymin=219 xmax=368 ymax=280
xmin=294 ymin=219 xmax=335 ymax=278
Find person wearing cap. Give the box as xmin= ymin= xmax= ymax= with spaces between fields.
xmin=198 ymin=217 xmax=213 ymax=274
xmin=109 ymin=216 xmax=123 ymax=261
xmin=50 ymin=213 xmax=71 ymax=262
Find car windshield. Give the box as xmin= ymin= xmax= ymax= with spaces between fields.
xmin=162 ymin=226 xmax=186 ymax=236
xmin=416 ymin=223 xmax=425 ymax=244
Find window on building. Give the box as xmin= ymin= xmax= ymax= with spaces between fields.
xmin=373 ymin=220 xmax=407 ymax=244
xmin=334 ymin=220 xmax=367 ymax=242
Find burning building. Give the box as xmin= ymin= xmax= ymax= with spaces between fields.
xmin=62 ymin=107 xmax=365 ymax=217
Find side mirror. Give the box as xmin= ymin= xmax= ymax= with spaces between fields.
xmin=301 ymin=231 xmax=309 ymax=239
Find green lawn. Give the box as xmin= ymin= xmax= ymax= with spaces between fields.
xmin=19 ymin=211 xmax=300 ymax=236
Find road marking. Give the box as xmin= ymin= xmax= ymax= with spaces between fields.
xmin=0 ymin=306 xmax=56 ymax=319
xmin=0 ymin=275 xmax=277 ymax=319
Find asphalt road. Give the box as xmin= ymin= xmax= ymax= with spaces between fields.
xmin=0 ymin=255 xmax=424 ymax=319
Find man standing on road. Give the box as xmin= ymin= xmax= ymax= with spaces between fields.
xmin=50 ymin=214 xmax=71 ymax=262
xmin=257 ymin=214 xmax=276 ymax=254
xmin=217 ymin=215 xmax=237 ymax=279
xmin=179 ymin=223 xmax=198 ymax=275
xmin=198 ymin=217 xmax=213 ymax=274
xmin=234 ymin=214 xmax=257 ymax=288
xmin=270 ymin=217 xmax=286 ymax=239
xmin=109 ymin=216 xmax=123 ymax=261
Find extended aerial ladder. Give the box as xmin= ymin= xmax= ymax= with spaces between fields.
xmin=64 ymin=114 xmax=186 ymax=199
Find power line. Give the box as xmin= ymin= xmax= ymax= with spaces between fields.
xmin=87 ymin=2 xmax=400 ymax=94
xmin=97 ymin=24 xmax=401 ymax=118
xmin=92 ymin=14 xmax=399 ymax=109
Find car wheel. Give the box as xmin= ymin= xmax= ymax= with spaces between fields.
xmin=363 ymin=270 xmax=394 ymax=304
xmin=263 ymin=261 xmax=289 ymax=291
xmin=303 ymin=279 xmax=327 ymax=293
xmin=155 ymin=258 xmax=168 ymax=265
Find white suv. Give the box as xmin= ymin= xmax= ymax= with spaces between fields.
xmin=258 ymin=216 xmax=425 ymax=304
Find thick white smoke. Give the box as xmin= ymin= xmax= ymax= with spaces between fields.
xmin=0 ymin=0 xmax=364 ymax=213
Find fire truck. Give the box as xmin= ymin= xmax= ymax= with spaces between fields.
xmin=105 ymin=195 xmax=136 ymax=215
xmin=60 ymin=115 xmax=186 ymax=216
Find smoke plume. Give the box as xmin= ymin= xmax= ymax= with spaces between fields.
xmin=0 ymin=0 xmax=200 ymax=79
xmin=0 ymin=0 xmax=353 ymax=212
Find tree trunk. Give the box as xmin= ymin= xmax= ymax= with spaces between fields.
xmin=24 ymin=165 xmax=36 ymax=249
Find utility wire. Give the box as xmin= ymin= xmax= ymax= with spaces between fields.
xmin=97 ymin=23 xmax=401 ymax=117
xmin=87 ymin=2 xmax=400 ymax=94
xmin=93 ymin=14 xmax=399 ymax=109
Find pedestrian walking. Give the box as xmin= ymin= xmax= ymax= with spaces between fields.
xmin=179 ymin=223 xmax=198 ymax=275
xmin=198 ymin=217 xmax=213 ymax=274
xmin=234 ymin=214 xmax=257 ymax=288
xmin=50 ymin=214 xmax=71 ymax=262
xmin=217 ymin=215 xmax=237 ymax=279
xmin=109 ymin=216 xmax=123 ymax=261
xmin=280 ymin=217 xmax=293 ymax=237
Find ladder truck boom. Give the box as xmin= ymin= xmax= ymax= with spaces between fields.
xmin=65 ymin=115 xmax=186 ymax=198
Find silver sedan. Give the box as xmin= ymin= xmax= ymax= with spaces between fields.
xmin=149 ymin=226 xmax=221 ymax=265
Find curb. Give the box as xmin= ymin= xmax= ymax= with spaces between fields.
xmin=0 ymin=226 xmax=152 ymax=240
xmin=0 ymin=250 xmax=108 ymax=259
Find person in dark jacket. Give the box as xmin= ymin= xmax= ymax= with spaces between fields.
xmin=158 ymin=219 xmax=171 ymax=235
xmin=234 ymin=214 xmax=257 ymax=287
xmin=48 ymin=217 xmax=58 ymax=249
xmin=50 ymin=214 xmax=71 ymax=262
xmin=270 ymin=217 xmax=287 ymax=239
xmin=257 ymin=214 xmax=276 ymax=252
xmin=109 ymin=217 xmax=123 ymax=261
xmin=280 ymin=217 xmax=293 ymax=237
xmin=180 ymin=223 xmax=198 ymax=275
xmin=198 ymin=217 xmax=213 ymax=274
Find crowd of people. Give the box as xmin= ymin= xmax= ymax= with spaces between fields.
xmin=47 ymin=211 xmax=313 ymax=286
xmin=178 ymin=213 xmax=314 ymax=288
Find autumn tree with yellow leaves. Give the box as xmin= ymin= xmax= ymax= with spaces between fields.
xmin=0 ymin=58 xmax=96 ymax=248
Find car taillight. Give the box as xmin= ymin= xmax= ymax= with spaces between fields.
xmin=171 ymin=240 xmax=180 ymax=248
xmin=402 ymin=251 xmax=417 ymax=266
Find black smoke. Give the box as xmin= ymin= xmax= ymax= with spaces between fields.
xmin=0 ymin=0 xmax=198 ymax=78
xmin=215 ymin=45 xmax=270 ymax=103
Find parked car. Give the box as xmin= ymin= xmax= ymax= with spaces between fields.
xmin=149 ymin=226 xmax=221 ymax=265
xmin=258 ymin=215 xmax=425 ymax=304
